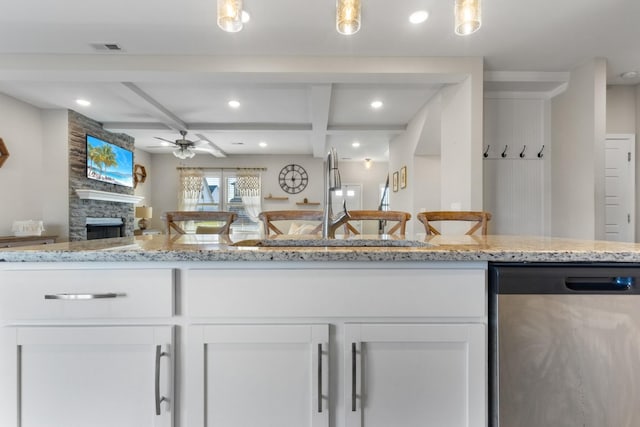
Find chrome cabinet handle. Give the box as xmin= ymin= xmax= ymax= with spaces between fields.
xmin=351 ymin=342 xmax=357 ymax=412
xmin=44 ymin=293 xmax=125 ymax=300
xmin=155 ymin=345 xmax=169 ymax=416
xmin=318 ymin=343 xmax=323 ymax=413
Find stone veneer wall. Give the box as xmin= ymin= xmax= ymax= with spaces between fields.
xmin=68 ymin=110 xmax=135 ymax=241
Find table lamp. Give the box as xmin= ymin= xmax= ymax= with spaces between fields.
xmin=135 ymin=206 xmax=153 ymax=230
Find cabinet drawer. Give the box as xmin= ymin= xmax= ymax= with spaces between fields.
xmin=0 ymin=269 xmax=174 ymax=320
xmin=187 ymin=268 xmax=485 ymax=318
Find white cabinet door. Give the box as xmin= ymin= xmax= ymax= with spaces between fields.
xmin=345 ymin=323 xmax=485 ymax=427
xmin=0 ymin=326 xmax=173 ymax=427
xmin=187 ymin=324 xmax=329 ymax=427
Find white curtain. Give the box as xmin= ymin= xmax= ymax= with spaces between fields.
xmin=178 ymin=168 xmax=204 ymax=211
xmin=236 ymin=169 xmax=262 ymax=222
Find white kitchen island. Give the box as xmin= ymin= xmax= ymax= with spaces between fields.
xmin=2 ymin=234 xmax=640 ymax=427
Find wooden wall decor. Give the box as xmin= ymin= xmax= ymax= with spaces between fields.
xmin=133 ymin=163 xmax=147 ymax=188
xmin=0 ymin=137 xmax=9 ymax=168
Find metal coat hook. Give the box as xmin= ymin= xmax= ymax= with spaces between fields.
xmin=501 ymin=145 xmax=508 ymax=158
xmin=483 ymin=145 xmax=490 ymax=158
xmin=537 ymin=145 xmax=545 ymax=158
xmin=519 ymin=145 xmax=527 ymax=158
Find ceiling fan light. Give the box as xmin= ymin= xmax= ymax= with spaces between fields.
xmin=173 ymin=147 xmax=196 ymax=159
xmin=336 ymin=0 xmax=361 ymax=35
xmin=454 ymin=0 xmax=481 ymax=36
xmin=217 ymin=0 xmax=243 ymax=33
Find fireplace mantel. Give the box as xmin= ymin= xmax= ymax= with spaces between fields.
xmin=75 ymin=189 xmax=144 ymax=204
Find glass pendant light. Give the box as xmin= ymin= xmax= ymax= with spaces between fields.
xmin=217 ymin=0 xmax=243 ymax=33
xmin=454 ymin=0 xmax=481 ymax=36
xmin=336 ymin=0 xmax=361 ymax=35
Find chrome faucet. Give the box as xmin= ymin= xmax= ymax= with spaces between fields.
xmin=322 ymin=147 xmax=350 ymax=238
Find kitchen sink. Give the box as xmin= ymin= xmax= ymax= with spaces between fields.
xmin=232 ymin=237 xmax=433 ymax=247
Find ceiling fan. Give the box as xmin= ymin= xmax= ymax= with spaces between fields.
xmin=150 ymin=130 xmax=225 ymax=159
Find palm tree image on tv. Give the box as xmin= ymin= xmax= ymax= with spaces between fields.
xmin=86 ymin=135 xmax=134 ymax=187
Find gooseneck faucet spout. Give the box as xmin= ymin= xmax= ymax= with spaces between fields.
xmin=322 ymin=147 xmax=350 ymax=239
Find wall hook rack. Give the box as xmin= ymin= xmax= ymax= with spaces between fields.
xmin=519 ymin=145 xmax=527 ymax=158
xmin=501 ymin=145 xmax=508 ymax=158
xmin=483 ymin=145 xmax=490 ymax=158
xmin=537 ymin=145 xmax=545 ymax=158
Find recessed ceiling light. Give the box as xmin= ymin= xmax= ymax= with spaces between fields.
xmin=259 ymin=141 xmax=267 ymax=148
xmin=75 ymin=99 xmax=91 ymax=107
xmin=409 ymin=10 xmax=429 ymax=24
xmin=228 ymin=100 xmax=241 ymax=108
xmin=352 ymin=141 xmax=361 ymax=148
xmin=371 ymin=100 xmax=383 ymax=109
xmin=241 ymin=10 xmax=251 ymax=23
xmin=621 ymin=71 xmax=639 ymax=79
xmin=231 ymin=142 xmax=244 ymax=145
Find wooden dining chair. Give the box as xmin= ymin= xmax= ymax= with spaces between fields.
xmin=258 ymin=210 xmax=324 ymax=236
xmin=416 ymin=211 xmax=492 ymax=235
xmin=343 ymin=210 xmax=412 ymax=236
xmin=163 ymin=211 xmax=237 ymax=235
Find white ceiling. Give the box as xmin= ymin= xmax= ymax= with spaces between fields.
xmin=0 ymin=0 xmax=638 ymax=160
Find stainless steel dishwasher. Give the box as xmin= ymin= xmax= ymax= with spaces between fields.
xmin=489 ymin=263 xmax=640 ymax=427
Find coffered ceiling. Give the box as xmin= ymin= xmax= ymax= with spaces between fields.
xmin=0 ymin=0 xmax=637 ymax=160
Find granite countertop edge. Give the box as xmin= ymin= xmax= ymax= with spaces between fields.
xmin=2 ymin=234 xmax=640 ymax=263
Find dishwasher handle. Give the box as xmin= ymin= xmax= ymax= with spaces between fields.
xmin=565 ymin=276 xmax=634 ymax=292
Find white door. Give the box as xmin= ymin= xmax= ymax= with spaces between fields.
xmin=605 ymin=134 xmax=635 ymax=242
xmin=187 ymin=324 xmax=329 ymax=427
xmin=345 ymin=323 xmax=485 ymax=427
xmin=0 ymin=326 xmax=173 ymax=427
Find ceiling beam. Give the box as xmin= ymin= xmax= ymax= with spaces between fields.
xmin=113 ymin=82 xmax=187 ymax=132
xmin=327 ymin=124 xmax=406 ymax=133
xmin=102 ymin=122 xmax=172 ymax=131
xmin=194 ymin=133 xmax=228 ymax=158
xmin=188 ymin=123 xmax=311 ymax=132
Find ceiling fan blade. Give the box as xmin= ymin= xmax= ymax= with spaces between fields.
xmin=154 ymin=136 xmax=177 ymax=145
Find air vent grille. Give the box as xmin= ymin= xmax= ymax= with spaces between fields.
xmin=90 ymin=43 xmax=123 ymax=51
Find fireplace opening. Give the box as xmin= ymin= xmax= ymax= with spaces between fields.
xmin=86 ymin=217 xmax=125 ymax=240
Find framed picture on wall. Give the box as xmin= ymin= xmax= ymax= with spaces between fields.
xmin=392 ymin=171 xmax=399 ymax=192
xmin=400 ymin=166 xmax=407 ymax=189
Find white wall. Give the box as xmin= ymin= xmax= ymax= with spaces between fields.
xmin=133 ymin=148 xmax=153 ymax=215
xmin=441 ymin=77 xmax=479 ymax=211
xmin=551 ymin=59 xmax=607 ymax=239
xmin=339 ymin=160 xmax=389 ymax=211
xmin=607 ymin=85 xmax=636 ymax=133
xmin=483 ymin=98 xmax=549 ymax=235
xmin=41 ymin=110 xmax=70 ymax=240
xmin=0 ymin=93 xmax=45 ymax=236
xmin=389 ymin=92 xmax=431 ymax=234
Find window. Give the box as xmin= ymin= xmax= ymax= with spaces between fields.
xmin=196 ymin=170 xmax=260 ymax=231
xmin=379 ymin=184 xmax=389 ymax=211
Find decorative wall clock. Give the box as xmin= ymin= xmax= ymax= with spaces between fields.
xmin=0 ymin=137 xmax=9 ymax=168
xmin=133 ymin=163 xmax=147 ymax=188
xmin=278 ymin=164 xmax=308 ymax=194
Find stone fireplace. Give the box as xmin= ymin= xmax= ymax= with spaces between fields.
xmin=68 ymin=111 xmax=136 ymax=241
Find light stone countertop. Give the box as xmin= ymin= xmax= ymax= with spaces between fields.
xmin=2 ymin=234 xmax=640 ymax=263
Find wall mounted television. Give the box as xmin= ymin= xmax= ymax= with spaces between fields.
xmin=86 ymin=134 xmax=134 ymax=188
